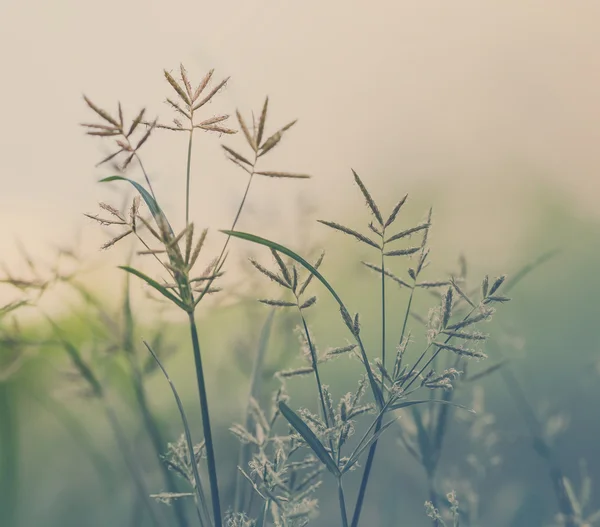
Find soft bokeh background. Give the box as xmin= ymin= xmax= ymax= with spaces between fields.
xmin=1 ymin=1 xmax=600 ymax=526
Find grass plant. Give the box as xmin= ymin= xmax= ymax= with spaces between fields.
xmin=2 ymin=59 xmax=595 ymax=527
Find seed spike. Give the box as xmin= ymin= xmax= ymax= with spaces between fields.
xmin=164 ymin=69 xmax=191 ymax=106
xmin=257 ymin=96 xmax=269 ymax=147
xmin=352 ymin=169 xmax=383 ymax=225
xmin=192 ymin=69 xmax=215 ymax=102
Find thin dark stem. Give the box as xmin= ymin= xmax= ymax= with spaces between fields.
xmin=195 ymin=153 xmax=258 ymax=306
xmin=131 ymin=372 xmax=190 ymax=527
xmin=403 ymin=306 xmax=477 ymax=393
xmin=185 ymin=129 xmax=194 ymax=227
xmin=298 ymin=306 xmax=335 ymax=457
xmin=381 ymin=249 xmax=387 ymax=376
xmin=122 ymin=267 xmax=189 ymax=527
xmin=188 ymin=312 xmax=222 ymax=527
xmin=351 ymin=280 xmax=416 ymax=527
xmin=350 ymin=416 xmax=382 ymax=527
xmin=134 ymin=153 xmax=157 ymax=202
xmin=338 ymin=478 xmax=350 ymax=527
xmin=400 ymin=284 xmax=416 ymax=346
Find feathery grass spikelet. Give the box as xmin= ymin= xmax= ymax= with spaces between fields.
xmin=297 ymin=252 xmax=325 ymax=297
xmin=299 ymin=296 xmax=317 ymax=310
xmin=368 ymin=223 xmax=383 ymax=237
xmin=192 ymin=69 xmax=214 ymax=102
xmin=384 ymin=246 xmax=420 ymax=257
xmin=222 ymin=145 xmax=252 ymax=166
xmin=385 ymin=223 xmax=431 ymax=244
xmin=258 ymin=299 xmax=296 ymax=308
xmin=259 ymin=120 xmax=296 ymax=156
xmin=83 ymin=96 xmax=121 ymax=128
xmin=184 ymin=223 xmax=194 ymax=264
xmin=361 ymin=261 xmax=411 ymax=288
xmin=450 ymin=277 xmax=476 ymax=307
xmin=192 ymin=77 xmax=230 ymax=111
xmin=318 ymin=220 xmax=380 ymax=249
xmin=255 ymin=171 xmax=311 ymax=179
xmin=351 ymin=169 xmax=383 ymax=225
xmin=101 ymin=230 xmax=132 ymax=250
xmin=442 ymin=288 xmax=453 ymax=329
xmin=447 ymin=308 xmax=494 ymax=331
xmin=384 ymin=194 xmax=408 ymax=227
xmin=481 ymin=275 xmax=489 ymax=298
xmin=435 ymin=343 xmax=487 ymax=360
xmin=270 ymin=249 xmax=292 ymax=286
xmin=180 ymin=63 xmax=193 ymax=99
xmin=164 ymin=69 xmax=191 ymax=106
xmin=488 ymin=275 xmax=507 ymax=296
xmin=416 ymin=281 xmax=450 ymax=289
xmin=189 ymin=229 xmax=208 ymax=269
xmin=236 ymin=110 xmax=257 ymax=151
xmin=249 ymin=258 xmax=291 ymax=289
xmin=256 ymin=97 xmax=269 ymax=147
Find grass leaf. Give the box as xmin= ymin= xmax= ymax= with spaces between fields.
xmin=119 ymin=266 xmax=188 ymax=311
xmin=222 ymin=230 xmax=384 ymax=408
xmin=143 ymin=341 xmax=211 ymax=525
xmin=100 ymin=175 xmax=174 ymax=238
xmin=278 ymin=401 xmax=340 ymax=477
xmin=389 ymin=399 xmax=474 ymax=413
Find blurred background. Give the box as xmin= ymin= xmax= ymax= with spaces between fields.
xmin=1 ymin=1 xmax=600 ymax=526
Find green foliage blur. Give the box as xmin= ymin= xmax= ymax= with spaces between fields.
xmin=1 ymin=182 xmax=599 ymax=527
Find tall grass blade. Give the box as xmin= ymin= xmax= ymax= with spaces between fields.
xmin=143 ymin=341 xmax=212 ymax=526
xmin=278 ymin=401 xmax=341 ymax=477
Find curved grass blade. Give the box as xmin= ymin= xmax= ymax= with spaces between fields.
xmin=223 ymin=231 xmax=342 ymax=305
xmin=143 ymin=341 xmax=211 ymax=526
xmin=278 ymin=401 xmax=340 ymax=477
xmin=504 ymin=248 xmax=560 ymax=293
xmin=222 ymin=230 xmax=383 ymax=408
xmin=100 ymin=175 xmax=174 ymax=237
xmin=119 ymin=266 xmax=188 ymax=311
xmin=389 ymin=399 xmax=474 ymax=413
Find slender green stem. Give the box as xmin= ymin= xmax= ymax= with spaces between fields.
xmin=351 ymin=279 xmax=416 ymax=527
xmin=131 ymin=372 xmax=190 ymax=527
xmin=350 ymin=416 xmax=382 ymax=527
xmin=188 ymin=312 xmax=222 ymax=527
xmin=403 ymin=305 xmax=477 ymax=393
xmin=122 ymin=269 xmax=189 ymax=527
xmin=298 ymin=307 xmax=331 ymax=430
xmin=380 ymin=249 xmax=387 ymax=375
xmin=185 ymin=129 xmax=194 ymax=227
xmin=400 ymin=284 xmax=416 ymax=347
xmin=338 ymin=478 xmax=350 ymax=527
xmin=134 ymin=153 xmax=157 ymax=202
xmin=195 ymin=152 xmax=258 ymax=307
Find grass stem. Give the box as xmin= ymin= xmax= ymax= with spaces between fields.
xmin=188 ymin=312 xmax=222 ymax=527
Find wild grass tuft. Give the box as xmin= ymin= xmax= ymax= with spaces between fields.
xmin=3 ymin=58 xmax=593 ymax=527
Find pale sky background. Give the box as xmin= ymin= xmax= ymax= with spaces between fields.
xmin=1 ymin=1 xmax=600 ymax=305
